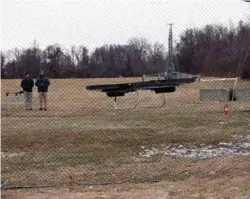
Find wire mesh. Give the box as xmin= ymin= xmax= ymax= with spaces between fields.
xmin=1 ymin=1 xmax=250 ymax=197
xmin=1 ymin=77 xmax=250 ymax=189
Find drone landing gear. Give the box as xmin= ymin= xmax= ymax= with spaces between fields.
xmin=113 ymin=91 xmax=140 ymax=110
xmin=145 ymin=93 xmax=166 ymax=108
xmin=112 ymin=91 xmax=166 ymax=110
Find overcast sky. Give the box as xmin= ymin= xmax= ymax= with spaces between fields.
xmin=1 ymin=0 xmax=250 ymax=53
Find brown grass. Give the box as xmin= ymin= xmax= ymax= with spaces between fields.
xmin=1 ymin=78 xmax=250 ymax=198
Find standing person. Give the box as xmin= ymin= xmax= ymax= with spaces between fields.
xmin=21 ymin=72 xmax=34 ymax=110
xmin=35 ymin=70 xmax=50 ymax=110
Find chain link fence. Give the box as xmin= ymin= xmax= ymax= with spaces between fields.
xmin=1 ymin=1 xmax=250 ymax=196
xmin=1 ymin=77 xmax=250 ymax=189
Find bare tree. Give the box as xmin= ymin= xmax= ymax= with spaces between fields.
xmin=126 ymin=37 xmax=150 ymax=76
xmin=1 ymin=51 xmax=6 ymax=78
xmin=44 ymin=44 xmax=64 ymax=78
xmin=146 ymin=42 xmax=165 ymax=74
xmin=71 ymin=45 xmax=89 ymax=78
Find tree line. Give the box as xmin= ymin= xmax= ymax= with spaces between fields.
xmin=1 ymin=20 xmax=249 ymax=79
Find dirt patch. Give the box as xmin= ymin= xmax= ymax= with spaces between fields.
xmin=139 ymin=142 xmax=250 ymax=159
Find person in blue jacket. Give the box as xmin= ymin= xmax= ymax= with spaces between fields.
xmin=35 ymin=70 xmax=50 ymax=110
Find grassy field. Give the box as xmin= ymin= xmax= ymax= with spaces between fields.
xmin=1 ymin=78 xmax=250 ymax=199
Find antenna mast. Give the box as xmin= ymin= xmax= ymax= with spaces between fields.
xmin=167 ymin=23 xmax=175 ymax=79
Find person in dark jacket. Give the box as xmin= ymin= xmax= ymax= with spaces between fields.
xmin=35 ymin=70 xmax=50 ymax=110
xmin=21 ymin=72 xmax=34 ymax=110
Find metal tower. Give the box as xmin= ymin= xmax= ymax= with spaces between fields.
xmin=166 ymin=23 xmax=175 ymax=79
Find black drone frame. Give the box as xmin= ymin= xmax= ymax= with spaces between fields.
xmin=86 ymin=76 xmax=197 ymax=110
